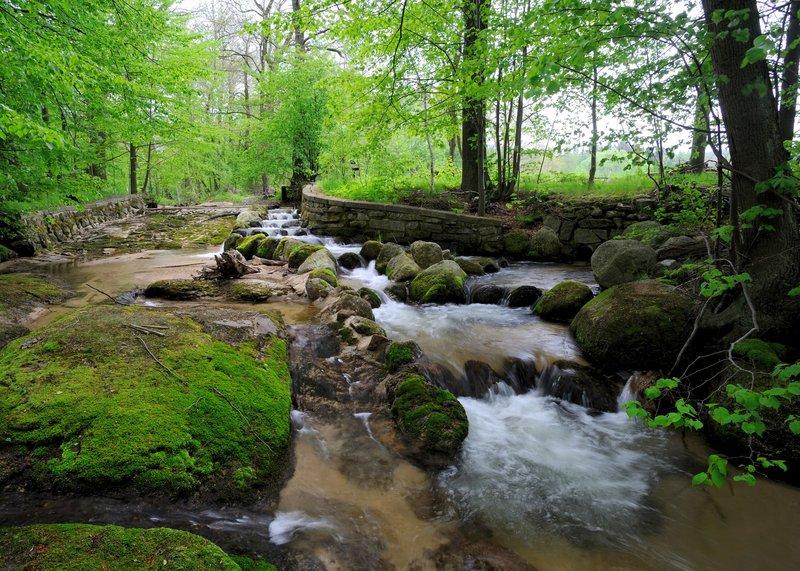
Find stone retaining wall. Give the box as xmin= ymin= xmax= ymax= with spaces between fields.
xmin=16 ymin=194 xmax=145 ymax=253
xmin=301 ymin=186 xmax=505 ymax=254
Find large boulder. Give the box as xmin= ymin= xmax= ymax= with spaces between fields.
xmin=234 ymin=233 xmax=267 ymax=260
xmin=506 ymin=285 xmax=542 ymax=308
xmin=145 ymin=278 xmax=220 ymax=300
xmin=233 ymin=208 xmax=265 ymax=229
xmin=503 ymin=229 xmax=530 ymax=257
xmin=376 ymin=243 xmax=405 ymax=274
xmin=655 ymin=235 xmax=708 ymax=260
xmin=410 ymin=240 xmax=444 ymax=269
xmin=622 ymin=221 xmax=675 ymax=248
xmin=297 ymin=248 xmax=337 ymax=275
xmin=273 ymin=237 xmax=324 ymax=269
xmin=534 ymin=280 xmax=594 ymax=322
xmin=476 ymin=257 xmax=501 ymax=273
xmin=360 ymin=240 xmax=383 ymax=261
xmin=528 ymin=227 xmax=562 ymax=260
xmin=591 ymin=239 xmax=657 ymax=288
xmin=338 ymin=252 xmax=363 ymax=270
xmin=570 ymin=280 xmax=695 ymax=370
xmin=409 ymin=260 xmax=468 ymax=304
xmin=385 ymin=253 xmax=421 ymax=282
xmin=454 ymin=257 xmax=485 ymax=276
xmin=358 ymin=287 xmax=382 ymax=308
xmin=222 ymin=233 xmax=242 ymax=251
xmin=323 ymin=291 xmax=375 ymax=321
xmin=254 ymin=237 xmax=279 ymax=260
xmin=470 ymin=284 xmax=505 ymax=305
xmin=306 ymin=277 xmax=333 ymax=301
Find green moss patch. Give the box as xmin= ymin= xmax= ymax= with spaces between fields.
xmin=236 ymin=234 xmax=268 ymax=260
xmin=287 ymin=243 xmax=323 ymax=269
xmin=0 ymin=524 xmax=247 ymax=570
xmin=0 ymin=273 xmax=69 ymax=312
xmin=309 ymin=267 xmax=338 ymax=287
xmin=534 ymin=280 xmax=594 ymax=322
xmin=732 ymin=339 xmax=786 ymax=371
xmin=385 ymin=342 xmax=415 ymax=372
xmin=0 ymin=305 xmax=292 ymax=499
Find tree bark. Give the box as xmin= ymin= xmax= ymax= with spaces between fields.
xmin=588 ymin=65 xmax=598 ymax=189
xmin=461 ymin=0 xmax=487 ymax=214
xmin=129 ymin=143 xmax=138 ymax=195
xmin=688 ymin=95 xmax=709 ymax=173
xmin=703 ymin=0 xmax=800 ymax=337
xmin=778 ymin=0 xmax=800 ymax=142
xmin=292 ymin=0 xmax=305 ymax=50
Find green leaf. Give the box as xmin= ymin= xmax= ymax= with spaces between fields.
xmin=692 ymin=472 xmax=709 ymax=486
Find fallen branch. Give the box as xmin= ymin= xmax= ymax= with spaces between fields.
xmin=211 ymin=387 xmax=273 ymax=453
xmin=129 ymin=324 xmax=166 ymax=337
xmin=86 ymin=283 xmax=126 ymax=305
xmin=134 ymin=334 xmax=184 ymax=384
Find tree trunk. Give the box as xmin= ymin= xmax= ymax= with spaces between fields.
xmin=140 ymin=141 xmax=153 ymax=194
xmin=703 ymin=0 xmax=800 ymax=337
xmin=588 ymin=65 xmax=598 ymax=189
xmin=461 ymin=0 xmax=487 ymax=214
xmin=129 ymin=143 xmax=138 ymax=195
xmin=292 ymin=0 xmax=305 ymax=50
xmin=778 ymin=0 xmax=800 ymax=142
xmin=688 ymin=95 xmax=709 ymax=173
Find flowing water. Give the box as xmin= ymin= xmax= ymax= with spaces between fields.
xmin=4 ymin=207 xmax=800 ymax=570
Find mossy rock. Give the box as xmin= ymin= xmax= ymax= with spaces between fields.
xmin=385 ymin=341 xmax=420 ymax=372
xmin=0 ymin=244 xmax=17 ymax=263
xmin=454 ymin=257 xmax=485 ymax=276
xmin=528 ymin=227 xmax=562 ymax=260
xmin=287 ymin=243 xmax=324 ymax=270
xmin=236 ymin=234 xmax=268 ymax=260
xmin=226 ymin=280 xmax=273 ymax=302
xmin=408 ymin=260 xmax=467 ymax=304
xmin=358 ymin=287 xmax=382 ymax=309
xmin=385 ymin=253 xmax=421 ymax=282
xmin=0 ymin=305 xmax=292 ymax=498
xmin=224 ymin=233 xmax=244 ymax=251
xmin=145 ymin=279 xmax=220 ymax=300
xmin=591 ymin=239 xmax=657 ymax=288
xmin=296 ymin=248 xmax=336 ymax=274
xmin=376 ymin=243 xmax=405 ymax=274
xmin=309 ymin=267 xmax=338 ymax=287
xmin=255 ymin=237 xmax=279 ymax=260
xmin=389 ymin=374 xmax=468 ymax=464
xmin=171 ymin=216 xmax=236 ymax=246
xmin=732 ymin=339 xmax=786 ymax=370
xmin=345 ymin=316 xmax=386 ymax=337
xmin=534 ymin=280 xmax=594 ymax=322
xmin=570 ymin=280 xmax=694 ymax=370
xmin=0 ymin=524 xmax=268 ymax=570
xmin=502 ymin=229 xmax=530 ymax=257
xmin=338 ymin=251 xmax=363 ymax=270
xmin=360 ymin=240 xmax=382 ymax=261
xmin=476 ymin=257 xmax=500 ymax=273
xmin=325 ymin=292 xmax=375 ymax=321
xmin=0 ymin=322 xmax=29 ymax=350
xmin=0 ymin=273 xmax=71 ymax=312
xmin=409 ymin=240 xmax=444 ymax=270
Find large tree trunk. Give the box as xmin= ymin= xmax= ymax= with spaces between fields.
xmin=703 ymin=0 xmax=800 ymax=337
xmin=778 ymin=0 xmax=800 ymax=143
xmin=129 ymin=143 xmax=138 ymax=195
xmin=461 ymin=0 xmax=487 ymax=215
xmin=687 ymin=95 xmax=709 ymax=173
xmin=292 ymin=0 xmax=305 ymax=50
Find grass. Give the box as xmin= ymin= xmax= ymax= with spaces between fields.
xmin=0 ymin=305 xmax=292 ymax=499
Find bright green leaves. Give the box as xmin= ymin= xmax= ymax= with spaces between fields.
xmin=741 ymin=35 xmax=772 ymax=68
xmin=643 ymin=377 xmax=679 ymax=400
xmin=700 ymin=268 xmax=751 ymax=298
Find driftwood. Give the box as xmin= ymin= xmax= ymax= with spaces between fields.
xmin=253 ymin=256 xmax=287 ymax=266
xmin=200 ymin=250 xmax=259 ymax=279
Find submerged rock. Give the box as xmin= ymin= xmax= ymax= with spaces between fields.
xmin=408 ymin=260 xmax=468 ymax=304
xmin=538 ymin=360 xmax=622 ymax=412
xmin=591 ymin=239 xmax=657 ymax=288
xmin=375 ymin=242 xmax=405 ymax=274
xmin=534 ymin=280 xmax=594 ymax=322
xmin=462 ymin=360 xmax=504 ymax=397
xmin=385 ymin=253 xmax=421 ymax=282
xmin=409 ymin=240 xmax=444 ymax=270
xmin=360 ymin=240 xmax=383 ymax=261
xmin=570 ymin=280 xmax=694 ymax=370
xmin=506 ymin=285 xmax=543 ymax=308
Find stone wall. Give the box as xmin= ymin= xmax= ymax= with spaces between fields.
xmin=301 ymin=186 xmax=505 ymax=254
xmin=14 ymin=195 xmax=145 ymax=254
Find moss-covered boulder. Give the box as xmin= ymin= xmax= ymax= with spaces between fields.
xmin=376 ymin=242 xmax=405 ymax=274
xmin=145 ymin=278 xmax=220 ymax=300
xmin=476 ymin=257 xmax=500 ymax=273
xmin=0 ymin=305 xmax=292 ymax=498
xmin=732 ymin=338 xmax=786 ymax=370
xmin=506 ymin=285 xmax=543 ymax=308
xmin=338 ymin=251 xmax=363 ymax=270
xmin=455 ymin=257 xmax=485 ymax=276
xmin=591 ymin=239 xmax=657 ymax=288
xmin=388 ymin=374 xmax=468 ymax=465
xmin=235 ymin=233 xmax=268 ymax=260
xmin=385 ymin=253 xmax=421 ymax=282
xmin=306 ymin=277 xmax=333 ymax=301
xmin=254 ymin=237 xmax=279 ymax=260
xmin=409 ymin=260 xmax=468 ymax=304
xmin=409 ymin=240 xmax=444 ymax=270
xmin=324 ymin=292 xmax=375 ymax=321
xmin=0 ymin=244 xmax=18 ymax=263
xmin=360 ymin=240 xmax=382 ymax=261
xmin=234 ymin=208 xmax=266 ymax=230
xmin=344 ymin=315 xmax=386 ymax=337
xmin=0 ymin=524 xmax=265 ymax=571
xmin=534 ymin=280 xmax=594 ymax=322
xmin=570 ymin=280 xmax=694 ymax=370
xmin=358 ymin=287 xmax=382 ymax=308
xmin=385 ymin=282 xmax=409 ymax=302
xmin=227 ymin=280 xmax=273 ymax=302
xmin=503 ymin=229 xmax=530 ymax=257
xmin=309 ymin=267 xmax=338 ymax=287
xmin=385 ymin=340 xmax=421 ymax=372
xmin=223 ymin=233 xmax=243 ymax=251
xmin=296 ymin=248 xmax=336 ymax=275
xmin=287 ymin=243 xmax=324 ymax=270
xmin=529 ymin=227 xmax=562 ymax=260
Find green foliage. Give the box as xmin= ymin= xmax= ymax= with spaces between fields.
xmin=700 ymin=268 xmax=751 ymax=298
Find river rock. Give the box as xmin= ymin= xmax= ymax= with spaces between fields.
xmin=454 ymin=257 xmax=485 ymax=276
xmin=376 ymin=242 xmax=405 ymax=274
xmin=385 ymin=340 xmax=422 ymax=372
xmin=222 ymin=233 xmax=242 ymax=251
xmin=385 ymin=253 xmax=421 ymax=282
xmin=591 ymin=239 xmax=657 ymax=288
xmin=324 ymin=291 xmax=375 ymax=321
xmin=360 ymin=240 xmax=383 ymax=260
xmin=226 ymin=280 xmax=273 ymax=302
xmin=410 ymin=240 xmax=443 ymax=269
xmin=476 ymin=257 xmax=501 ymax=273
xmin=506 ymin=285 xmax=543 ymax=308
xmin=503 ymin=229 xmax=530 ymax=257
xmin=233 ymin=208 xmax=265 ymax=229
xmin=255 ymin=237 xmax=279 ymax=259
xmin=534 ymin=280 xmax=594 ymax=322
xmin=235 ymin=233 xmax=267 ymax=259
xmin=622 ymin=220 xmax=675 ymax=248
xmin=470 ymin=284 xmax=505 ymax=305
xmin=409 ymin=260 xmax=468 ymax=304
xmin=501 ymin=357 xmax=538 ymax=394
xmin=344 ymin=315 xmax=386 ymax=337
xmin=385 ymin=282 xmax=409 ymax=302
xmin=297 ymin=248 xmax=337 ymax=275
xmin=528 ymin=227 xmax=562 ymax=260
xmin=144 ymin=278 xmax=219 ymax=300
xmin=358 ymin=287 xmax=382 ymax=308
xmin=570 ymin=280 xmax=695 ymax=370
xmin=656 ymin=235 xmax=708 ymax=260
xmin=538 ymin=360 xmax=622 ymax=412
xmin=387 ymin=372 xmax=468 ymax=466
xmin=338 ymin=252 xmax=363 ymax=270
xmin=462 ymin=360 xmax=503 ymax=397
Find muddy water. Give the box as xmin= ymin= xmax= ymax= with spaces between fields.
xmin=5 ymin=214 xmax=800 ymax=570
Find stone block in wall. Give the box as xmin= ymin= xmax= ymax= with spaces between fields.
xmin=543 ymin=214 xmax=561 ymax=232
xmin=577 ymin=218 xmax=614 ymax=229
xmin=558 ymin=220 xmax=576 ymax=242
xmin=573 ymin=228 xmax=608 ymax=245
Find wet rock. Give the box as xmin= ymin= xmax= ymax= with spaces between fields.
xmin=255 ymin=236 xmax=279 ymax=260
xmin=470 ymin=284 xmax=505 ymax=305
xmin=287 ymin=244 xmax=325 ymax=270
xmin=297 ymin=248 xmax=337 ymax=275
xmin=358 ymin=287 xmax=382 ymax=308
xmin=462 ymin=360 xmax=504 ymax=397
xmin=323 ymin=292 xmax=375 ymax=321
xmin=408 ymin=260 xmax=468 ymax=304
xmin=338 ymin=251 xmax=363 ymax=270
xmin=476 ymin=256 xmax=501 ymax=273
xmin=409 ymin=240 xmax=443 ymax=269
xmin=441 ymin=248 xmax=454 ymax=260
xmin=387 ymin=373 xmax=468 ymax=466
xmin=235 ymin=233 xmax=267 ymax=259
xmin=273 ymin=237 xmax=323 ymax=269
xmin=454 ymin=257 xmax=485 ymax=276
xmin=502 ymin=357 xmax=539 ymax=394
xmin=226 ymin=280 xmax=273 ymax=302
xmin=505 ymin=285 xmax=543 ymax=308
xmin=385 ymin=282 xmax=408 ymax=302
xmin=384 ymin=340 xmax=422 ymax=372
xmin=385 ymin=253 xmax=421 ymax=282
xmin=306 ymin=277 xmax=333 ymax=301
xmin=534 ymin=280 xmax=594 ymax=322
xmin=570 ymin=280 xmax=695 ymax=370
xmin=591 ymin=239 xmax=657 ymax=288
xmin=502 ymin=228 xmax=530 ymax=257
xmin=144 ymin=278 xmax=220 ymax=300
xmin=656 ymin=235 xmax=708 ymax=260
xmin=529 ymin=226 xmax=562 ymax=260
xmin=375 ymin=242 xmax=405 ymax=274
xmin=357 ymin=334 xmax=390 ymax=353
xmin=308 ymin=267 xmax=338 ymax=287
xmin=360 ymin=240 xmax=382 ymax=261
xmin=538 ymin=360 xmax=622 ymax=412
xmin=234 ymin=207 xmax=266 ymax=229
xmin=345 ymin=315 xmax=386 ymax=337
xmin=222 ymin=233 xmax=242 ymax=251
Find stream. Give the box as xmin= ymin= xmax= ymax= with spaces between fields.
xmin=2 ymin=207 xmax=799 ymax=570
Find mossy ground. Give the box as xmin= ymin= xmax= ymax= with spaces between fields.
xmin=0 ymin=273 xmax=71 ymax=324
xmin=385 ymin=342 xmax=414 ymax=372
xmin=0 ymin=305 xmax=292 ymax=499
xmin=390 ymin=374 xmax=468 ymax=456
